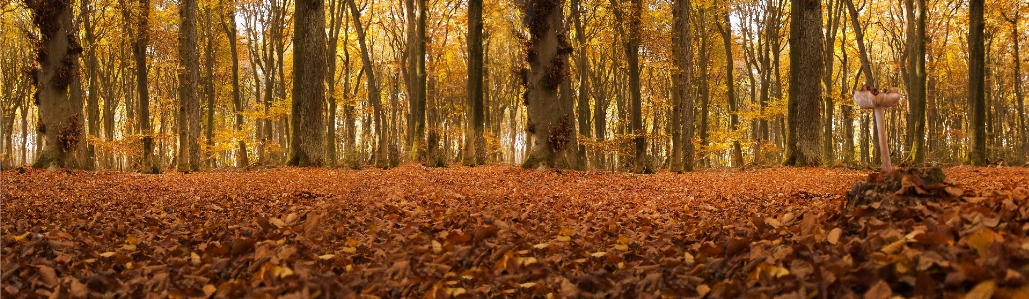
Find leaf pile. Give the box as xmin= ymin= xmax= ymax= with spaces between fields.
xmin=2 ymin=166 xmax=1028 ymax=298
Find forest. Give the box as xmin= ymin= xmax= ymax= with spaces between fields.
xmin=3 ymin=0 xmax=1029 ymax=297
xmin=0 ymin=0 xmax=1024 ymax=171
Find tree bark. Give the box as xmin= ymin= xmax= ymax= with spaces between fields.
xmin=610 ymin=0 xmax=646 ymax=172
xmin=289 ymin=0 xmax=328 ymax=166
xmin=968 ymin=0 xmax=986 ymax=166
xmin=716 ymin=13 xmax=744 ymax=167
xmin=571 ymin=0 xmax=590 ymax=169
xmin=177 ymin=0 xmax=201 ymax=172
xmin=670 ymin=0 xmax=694 ymax=172
xmin=1003 ymin=11 xmax=1027 ymax=164
xmin=219 ymin=0 xmax=248 ymax=167
xmin=520 ymin=0 xmax=577 ymax=169
xmin=905 ymin=0 xmax=927 ymax=164
xmin=346 ymin=0 xmax=386 ymax=167
xmin=785 ymin=0 xmax=824 ymax=167
xmin=27 ymin=0 xmax=86 ymax=169
xmin=406 ymin=0 xmax=427 ymax=162
xmin=203 ymin=5 xmax=216 ymax=168
xmin=464 ymin=0 xmax=486 ymax=165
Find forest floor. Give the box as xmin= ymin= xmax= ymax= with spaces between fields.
xmin=2 ymin=165 xmax=1028 ymax=298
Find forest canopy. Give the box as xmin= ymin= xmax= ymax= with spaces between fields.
xmin=0 ymin=0 xmax=1025 ymax=172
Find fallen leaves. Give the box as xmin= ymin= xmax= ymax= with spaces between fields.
xmin=1 ymin=165 xmax=1027 ymax=298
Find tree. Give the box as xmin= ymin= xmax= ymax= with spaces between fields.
xmin=27 ymin=0 xmax=85 ymax=169
xmin=219 ymin=0 xmax=248 ymax=167
xmin=716 ymin=11 xmax=744 ymax=167
xmin=520 ymin=0 xmax=577 ymax=169
xmin=670 ymin=0 xmax=694 ymax=172
xmin=610 ymin=0 xmax=646 ymax=172
xmin=346 ymin=0 xmax=386 ymax=168
xmin=406 ymin=0 xmax=427 ymax=163
xmin=177 ymin=0 xmax=201 ymax=172
xmin=288 ymin=0 xmax=327 ymax=166
xmin=463 ymin=0 xmax=486 ymax=165
xmin=119 ymin=0 xmax=157 ymax=173
xmin=905 ymin=0 xmax=927 ymax=164
xmin=785 ymin=0 xmax=824 ymax=166
xmin=325 ymin=0 xmax=347 ymax=166
xmin=968 ymin=0 xmax=986 ymax=166
xmin=1002 ymin=9 xmax=1026 ymax=164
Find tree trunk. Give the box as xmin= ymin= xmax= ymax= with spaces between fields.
xmin=177 ymin=0 xmax=201 ymax=172
xmin=219 ymin=1 xmax=248 ymax=167
xmin=1004 ymin=12 xmax=1027 ymax=164
xmin=464 ymin=0 xmax=486 ymax=165
xmin=822 ymin=0 xmax=843 ymax=165
xmin=968 ymin=0 xmax=986 ymax=166
xmin=325 ymin=0 xmax=346 ymax=166
xmin=520 ymin=0 xmax=577 ymax=169
xmin=203 ymin=5 xmax=216 ymax=168
xmin=571 ymin=0 xmax=590 ymax=169
xmin=28 ymin=0 xmax=85 ymax=169
xmin=696 ymin=8 xmax=711 ymax=169
xmin=406 ymin=0 xmax=427 ymax=162
xmin=670 ymin=0 xmax=694 ymax=172
xmin=785 ymin=0 xmax=824 ymax=167
xmin=289 ymin=0 xmax=328 ymax=166
xmin=81 ymin=0 xmax=99 ymax=170
xmin=609 ymin=0 xmax=645 ymax=172
xmin=716 ymin=13 xmax=744 ymax=167
xmin=905 ymin=0 xmax=927 ymax=164
xmin=346 ymin=0 xmax=386 ymax=168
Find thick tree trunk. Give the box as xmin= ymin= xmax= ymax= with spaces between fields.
xmin=464 ymin=0 xmax=486 ymax=165
xmin=289 ymin=0 xmax=327 ymax=166
xmin=968 ymin=0 xmax=986 ymax=166
xmin=520 ymin=0 xmax=577 ymax=169
xmin=28 ymin=0 xmax=85 ymax=169
xmin=905 ymin=0 xmax=927 ymax=164
xmin=406 ymin=0 xmax=427 ymax=162
xmin=177 ymin=0 xmax=201 ymax=172
xmin=785 ymin=0 xmax=824 ymax=167
xmin=670 ymin=0 xmax=694 ymax=172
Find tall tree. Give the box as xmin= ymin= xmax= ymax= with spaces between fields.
xmin=716 ymin=12 xmax=744 ymax=167
xmin=571 ymin=0 xmax=590 ymax=169
xmin=346 ymin=0 xmax=386 ymax=167
xmin=27 ymin=0 xmax=85 ymax=168
xmin=406 ymin=0 xmax=427 ymax=162
xmin=520 ymin=0 xmax=577 ymax=169
xmin=219 ymin=0 xmax=248 ymax=167
xmin=120 ymin=0 xmax=157 ymax=173
xmin=289 ymin=0 xmax=327 ymax=166
xmin=464 ymin=0 xmax=485 ymax=165
xmin=177 ymin=0 xmax=201 ymax=172
xmin=81 ymin=0 xmax=101 ymax=170
xmin=967 ymin=0 xmax=986 ymax=166
xmin=822 ymin=0 xmax=843 ymax=164
xmin=1003 ymin=10 xmax=1026 ymax=163
xmin=670 ymin=0 xmax=694 ymax=172
xmin=785 ymin=0 xmax=824 ymax=166
xmin=610 ymin=0 xmax=646 ymax=172
xmin=905 ymin=0 xmax=927 ymax=163
xmin=325 ymin=0 xmax=347 ymax=166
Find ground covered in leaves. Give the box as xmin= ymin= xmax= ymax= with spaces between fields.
xmin=2 ymin=165 xmax=1028 ymax=298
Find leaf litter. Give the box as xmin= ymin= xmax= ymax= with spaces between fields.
xmin=2 ymin=165 xmax=1028 ymax=298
